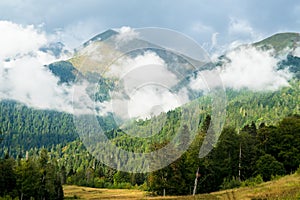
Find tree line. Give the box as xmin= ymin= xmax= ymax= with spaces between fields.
xmin=148 ymin=114 xmax=300 ymax=195
xmin=5 ymin=114 xmax=296 ymax=197
xmin=0 ymin=149 xmax=63 ymax=200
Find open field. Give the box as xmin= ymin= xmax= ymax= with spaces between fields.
xmin=63 ymin=185 xmax=146 ymax=200
xmin=64 ymin=173 xmax=300 ymax=200
xmin=211 ymin=173 xmax=300 ymax=200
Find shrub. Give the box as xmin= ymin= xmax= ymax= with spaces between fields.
xmin=241 ymin=174 xmax=263 ymax=187
xmin=94 ymin=177 xmax=106 ymax=188
xmin=111 ymin=182 xmax=132 ymax=189
xmin=256 ymin=154 xmax=285 ymax=181
xmin=296 ymin=165 xmax=300 ymax=175
xmin=221 ymin=176 xmax=241 ymax=190
xmin=270 ymin=174 xmax=282 ymax=181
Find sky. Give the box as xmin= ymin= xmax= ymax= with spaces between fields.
xmin=0 ymin=0 xmax=299 ymax=51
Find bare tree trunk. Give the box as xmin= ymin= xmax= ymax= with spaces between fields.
xmin=193 ymin=167 xmax=200 ymax=196
xmin=238 ymin=142 xmax=242 ymax=181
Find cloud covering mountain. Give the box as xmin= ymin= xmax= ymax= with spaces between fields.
xmin=0 ymin=21 xmax=74 ymax=112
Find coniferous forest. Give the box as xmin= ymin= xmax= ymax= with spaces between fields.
xmin=0 ymin=85 xmax=299 ymax=198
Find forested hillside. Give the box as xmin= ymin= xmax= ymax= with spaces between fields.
xmin=2 ymin=114 xmax=299 ymax=198
xmin=0 ymin=80 xmax=299 ymax=196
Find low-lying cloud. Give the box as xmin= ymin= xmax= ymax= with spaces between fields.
xmin=0 ymin=20 xmax=74 ymax=113
xmin=97 ymin=51 xmax=190 ymax=120
xmin=190 ymin=45 xmax=292 ymax=91
xmin=293 ymin=46 xmax=300 ymax=57
xmin=220 ymin=46 xmax=291 ymax=90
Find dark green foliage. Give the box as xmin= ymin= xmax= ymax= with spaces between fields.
xmin=296 ymin=165 xmax=300 ymax=175
xmin=2 ymin=110 xmax=299 ymax=196
xmin=0 ymin=101 xmax=77 ymax=158
xmin=239 ymin=127 xmax=260 ymax=180
xmin=113 ymin=171 xmax=130 ymax=184
xmin=257 ymin=115 xmax=300 ymax=173
xmin=278 ymin=54 xmax=300 ymax=79
xmin=212 ymin=127 xmax=240 ymax=180
xmin=0 ymin=158 xmax=16 ymax=197
xmin=255 ymin=154 xmax=285 ymax=181
xmin=221 ymin=177 xmax=241 ymax=190
xmin=240 ymin=174 xmax=263 ymax=187
xmin=48 ymin=61 xmax=77 ymax=84
xmin=148 ymin=115 xmax=300 ymax=194
xmin=269 ymin=115 xmax=300 ymax=172
xmin=0 ymin=149 xmax=63 ymax=200
xmin=148 ymin=141 xmax=188 ymax=195
xmin=94 ymin=77 xmax=115 ymax=103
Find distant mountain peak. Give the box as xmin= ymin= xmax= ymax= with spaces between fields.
xmin=83 ymin=29 xmax=118 ymax=47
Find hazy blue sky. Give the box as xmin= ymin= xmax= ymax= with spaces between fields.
xmin=1 ymin=0 xmax=299 ymax=51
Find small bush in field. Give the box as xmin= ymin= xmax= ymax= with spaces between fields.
xmin=241 ymin=174 xmax=263 ymax=187
xmin=221 ymin=176 xmax=241 ymax=190
xmin=296 ymin=165 xmax=300 ymax=175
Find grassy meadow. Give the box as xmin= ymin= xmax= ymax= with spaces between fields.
xmin=64 ymin=173 xmax=300 ymax=200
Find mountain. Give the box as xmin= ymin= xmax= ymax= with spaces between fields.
xmin=50 ymin=31 xmax=300 ymax=84
xmin=82 ymin=29 xmax=118 ymax=47
xmin=254 ymin=32 xmax=300 ymax=53
xmin=68 ymin=29 xmax=206 ymax=75
xmin=254 ymin=33 xmax=300 ymax=79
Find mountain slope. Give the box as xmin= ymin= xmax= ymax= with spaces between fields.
xmin=52 ymin=31 xmax=300 ymax=84
xmin=254 ymin=32 xmax=300 ymax=53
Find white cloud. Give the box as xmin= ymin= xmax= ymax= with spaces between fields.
xmin=189 ymin=71 xmax=209 ymax=91
xmin=0 ymin=20 xmax=75 ymax=113
xmin=0 ymin=21 xmax=47 ymax=59
xmin=227 ymin=17 xmax=263 ymax=49
xmin=211 ymin=32 xmax=219 ymax=48
xmin=220 ymin=46 xmax=291 ymax=90
xmin=293 ymin=46 xmax=300 ymax=57
xmin=191 ymin=22 xmax=214 ymax=34
xmin=107 ymin=51 xmax=166 ymax=77
xmin=56 ymin=19 xmax=105 ymax=49
xmin=190 ymin=46 xmax=292 ymax=91
xmin=1 ymin=56 xmax=73 ymax=112
xmin=115 ymin=26 xmax=139 ymax=43
xmin=229 ymin=18 xmax=254 ymax=36
xmin=98 ymin=51 xmax=190 ymax=120
xmin=127 ymin=85 xmax=187 ymax=120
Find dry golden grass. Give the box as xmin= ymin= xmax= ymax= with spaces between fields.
xmin=64 ymin=185 xmax=146 ymax=200
xmin=64 ymin=173 xmax=300 ymax=200
xmin=209 ymin=173 xmax=300 ymax=200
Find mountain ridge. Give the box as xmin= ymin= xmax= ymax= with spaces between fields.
xmin=253 ymin=32 xmax=300 ymax=52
